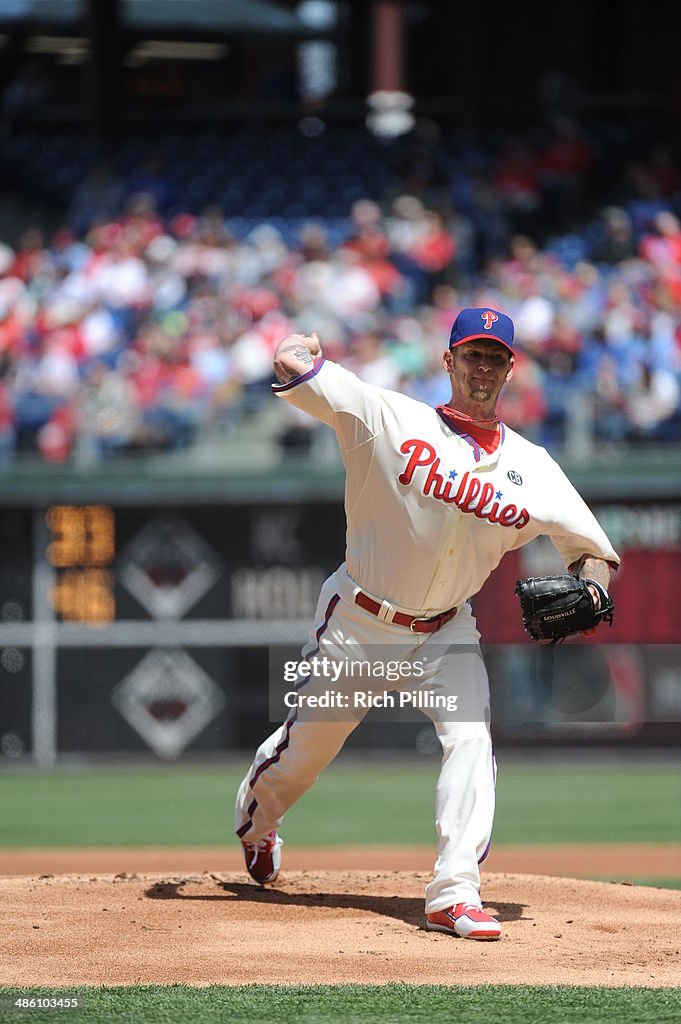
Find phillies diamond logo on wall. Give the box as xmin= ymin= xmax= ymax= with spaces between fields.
xmin=481 ymin=311 xmax=499 ymax=330
xmin=111 ymin=648 xmax=225 ymax=759
xmin=118 ymin=517 xmax=222 ymax=619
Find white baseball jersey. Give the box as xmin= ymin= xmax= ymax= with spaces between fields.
xmin=274 ymin=357 xmax=619 ymax=614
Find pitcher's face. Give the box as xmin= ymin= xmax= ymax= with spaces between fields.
xmin=442 ymin=339 xmax=514 ymax=415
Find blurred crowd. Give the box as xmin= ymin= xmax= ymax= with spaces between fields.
xmin=0 ymin=128 xmax=680 ymax=466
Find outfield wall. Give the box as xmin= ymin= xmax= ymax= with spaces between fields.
xmin=0 ymin=465 xmax=679 ymax=764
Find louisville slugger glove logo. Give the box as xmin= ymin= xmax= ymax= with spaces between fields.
xmin=398 ymin=439 xmax=530 ymax=529
xmin=481 ymin=311 xmax=499 ymax=330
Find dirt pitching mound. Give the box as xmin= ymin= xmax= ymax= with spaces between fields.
xmin=2 ymin=871 xmax=680 ymax=988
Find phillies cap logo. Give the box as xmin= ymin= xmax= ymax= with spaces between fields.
xmin=448 ymin=306 xmax=515 ymax=352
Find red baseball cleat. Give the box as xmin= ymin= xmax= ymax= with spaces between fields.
xmin=426 ymin=902 xmax=501 ymax=940
xmin=241 ymin=831 xmax=283 ymax=884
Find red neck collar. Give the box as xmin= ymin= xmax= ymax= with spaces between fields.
xmin=436 ymin=404 xmax=499 ymax=429
xmin=436 ymin=405 xmax=502 ymax=455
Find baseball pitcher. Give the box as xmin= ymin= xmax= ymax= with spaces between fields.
xmin=235 ymin=307 xmax=619 ymax=941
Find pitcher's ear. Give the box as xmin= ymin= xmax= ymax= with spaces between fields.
xmin=505 ymin=356 xmax=515 ymax=382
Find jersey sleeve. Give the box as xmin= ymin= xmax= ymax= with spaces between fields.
xmin=272 ymin=357 xmax=386 ymax=449
xmin=542 ymin=454 xmax=620 ymax=570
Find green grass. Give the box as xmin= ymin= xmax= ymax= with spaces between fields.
xmin=1 ymin=985 xmax=680 ymax=1024
xmin=595 ymin=877 xmax=681 ymax=890
xmin=0 ymin=759 xmax=679 ymax=848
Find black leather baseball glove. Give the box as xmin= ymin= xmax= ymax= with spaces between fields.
xmin=515 ymin=574 xmax=615 ymax=643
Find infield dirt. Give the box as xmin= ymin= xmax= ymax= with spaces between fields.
xmin=2 ymin=866 xmax=680 ymax=988
xmin=0 ymin=843 xmax=679 ymax=876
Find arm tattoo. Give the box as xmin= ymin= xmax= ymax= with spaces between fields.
xmin=274 ymin=345 xmax=316 ymax=384
xmin=276 ymin=340 xmax=313 ymax=359
xmin=578 ymin=556 xmax=611 ymax=591
xmin=290 ymin=347 xmax=314 ymax=366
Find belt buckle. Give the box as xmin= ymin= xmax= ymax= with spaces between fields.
xmin=409 ymin=615 xmax=436 ymax=633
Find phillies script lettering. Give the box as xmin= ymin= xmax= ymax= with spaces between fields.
xmin=398 ymin=439 xmax=530 ymax=529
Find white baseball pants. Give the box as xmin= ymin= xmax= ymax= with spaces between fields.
xmin=234 ymin=564 xmax=496 ymax=912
